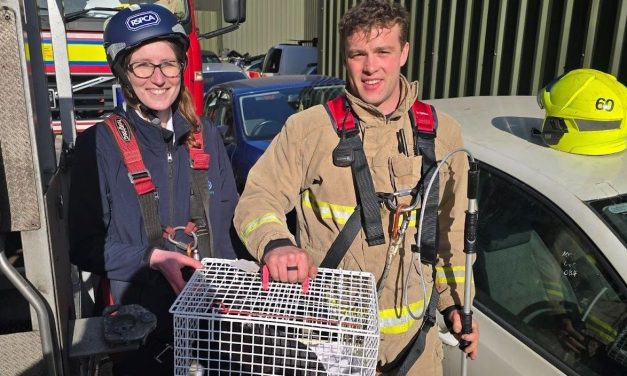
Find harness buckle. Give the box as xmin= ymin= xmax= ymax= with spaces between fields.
xmin=422 ymin=310 xmax=437 ymax=329
xmin=127 ymin=169 xmax=151 ymax=184
xmin=127 ymin=170 xmax=155 ymax=195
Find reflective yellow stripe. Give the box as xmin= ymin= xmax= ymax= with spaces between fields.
xmin=544 ymin=281 xmax=565 ymax=299
xmin=586 ymin=314 xmax=617 ymax=344
xmin=240 ymin=213 xmax=283 ymax=244
xmin=406 ymin=211 xmax=418 ymax=227
xmin=379 ymin=297 xmax=428 ymax=334
xmin=302 ymin=189 xmax=355 ymax=225
xmin=435 ymin=265 xmax=465 ymax=285
xmin=545 ymin=289 xmax=564 ymax=299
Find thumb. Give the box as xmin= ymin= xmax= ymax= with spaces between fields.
xmin=178 ymin=254 xmax=203 ymax=270
xmin=450 ymin=310 xmax=462 ymax=334
xmin=308 ymin=264 xmax=318 ymax=279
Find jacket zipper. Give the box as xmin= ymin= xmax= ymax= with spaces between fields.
xmin=167 ymin=144 xmax=175 ymax=234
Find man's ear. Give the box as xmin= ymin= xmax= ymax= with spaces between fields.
xmin=400 ymin=41 xmax=410 ymax=67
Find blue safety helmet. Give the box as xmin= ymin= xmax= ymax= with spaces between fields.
xmin=103 ymin=3 xmax=189 ymax=78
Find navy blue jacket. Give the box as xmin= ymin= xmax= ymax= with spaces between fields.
xmin=69 ymin=108 xmax=240 ymax=336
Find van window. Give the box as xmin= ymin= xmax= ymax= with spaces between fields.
xmin=262 ymin=48 xmax=282 ymax=74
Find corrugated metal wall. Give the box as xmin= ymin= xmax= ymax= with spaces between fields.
xmin=196 ymin=0 xmax=320 ymax=56
xmin=320 ymin=0 xmax=627 ymax=99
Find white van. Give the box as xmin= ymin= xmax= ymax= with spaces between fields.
xmin=261 ymin=44 xmax=318 ymax=76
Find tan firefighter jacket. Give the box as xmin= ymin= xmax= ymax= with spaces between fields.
xmin=234 ymin=76 xmax=471 ymax=365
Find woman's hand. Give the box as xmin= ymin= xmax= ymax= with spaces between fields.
xmin=149 ymin=249 xmax=203 ymax=294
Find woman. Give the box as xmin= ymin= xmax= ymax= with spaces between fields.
xmin=69 ymin=3 xmax=239 ymax=375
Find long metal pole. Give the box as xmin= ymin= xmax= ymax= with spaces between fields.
xmin=461 ymin=161 xmax=479 ymax=376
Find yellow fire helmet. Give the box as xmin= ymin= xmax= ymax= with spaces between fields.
xmin=537 ymin=68 xmax=627 ymax=155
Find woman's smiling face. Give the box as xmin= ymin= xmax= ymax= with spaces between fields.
xmin=127 ymin=40 xmax=182 ymax=119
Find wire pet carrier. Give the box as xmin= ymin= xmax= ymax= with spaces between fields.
xmin=170 ymin=258 xmax=380 ymax=376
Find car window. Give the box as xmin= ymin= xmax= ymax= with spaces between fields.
xmin=203 ymin=90 xmax=221 ymax=120
xmin=588 ymin=194 xmax=627 ymax=247
xmin=203 ymin=90 xmax=234 ymax=141
xmin=474 ymin=163 xmax=627 ymax=375
xmin=201 ymin=51 xmax=220 ymax=64
xmin=262 ymin=48 xmax=282 ymax=74
xmin=238 ymin=85 xmax=344 ymax=140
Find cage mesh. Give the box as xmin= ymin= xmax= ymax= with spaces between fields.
xmin=170 ymin=258 xmax=379 ymax=375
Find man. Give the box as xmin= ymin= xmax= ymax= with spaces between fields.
xmin=234 ymin=1 xmax=478 ymax=374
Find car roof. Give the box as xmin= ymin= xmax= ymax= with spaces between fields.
xmin=212 ymin=75 xmax=345 ymax=93
xmin=202 ymin=63 xmax=244 ymax=73
xmin=427 ymin=96 xmax=627 ymax=202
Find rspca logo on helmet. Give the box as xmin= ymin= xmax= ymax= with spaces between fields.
xmin=126 ymin=11 xmax=161 ymax=31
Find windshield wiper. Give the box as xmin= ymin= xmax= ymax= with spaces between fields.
xmin=65 ymin=7 xmax=122 ymax=23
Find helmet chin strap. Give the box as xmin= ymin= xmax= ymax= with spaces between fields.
xmin=138 ymin=104 xmax=162 ymax=126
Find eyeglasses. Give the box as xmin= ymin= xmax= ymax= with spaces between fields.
xmin=127 ymin=61 xmax=183 ymax=79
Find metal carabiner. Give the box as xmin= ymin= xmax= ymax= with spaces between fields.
xmin=391 ymin=204 xmax=408 ymax=240
xmin=382 ymin=188 xmax=421 ymax=213
xmin=166 ymin=226 xmax=198 ymax=253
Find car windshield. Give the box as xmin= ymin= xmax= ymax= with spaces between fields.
xmin=588 ymin=194 xmax=627 ymax=247
xmin=37 ymin=0 xmax=188 ymax=20
xmin=239 ymin=84 xmax=344 ymax=140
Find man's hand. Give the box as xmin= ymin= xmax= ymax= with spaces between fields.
xmin=149 ymin=249 xmax=203 ymax=295
xmin=448 ymin=309 xmax=480 ymax=360
xmin=558 ymin=317 xmax=586 ymax=354
xmin=263 ymin=245 xmax=317 ymax=283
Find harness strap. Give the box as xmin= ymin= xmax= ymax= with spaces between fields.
xmin=324 ymin=97 xmax=385 ymax=247
xmin=322 ymin=96 xmax=440 ymax=267
xmin=319 ymin=207 xmax=362 ymax=268
xmin=104 ymin=113 xmax=213 ymax=260
xmin=348 ymin=136 xmax=385 ymax=246
xmin=103 ymin=114 xmax=162 ymax=246
xmin=409 ymin=102 xmax=439 ymax=264
xmin=188 ymin=129 xmax=213 ymax=258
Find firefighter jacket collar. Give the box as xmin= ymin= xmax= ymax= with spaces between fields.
xmin=344 ymin=75 xmax=419 ymax=126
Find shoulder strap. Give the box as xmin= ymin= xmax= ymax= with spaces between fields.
xmin=325 ymin=95 xmax=357 ymax=132
xmin=324 ymin=96 xmax=385 ymax=248
xmin=188 ymin=128 xmax=214 ymax=258
xmin=189 ymin=131 xmax=210 ymax=169
xmin=102 ymin=114 xmax=162 ymax=246
xmin=409 ymin=101 xmax=439 ymax=264
xmin=409 ymin=101 xmax=437 ymax=135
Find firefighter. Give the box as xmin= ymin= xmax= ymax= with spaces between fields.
xmin=69 ymin=4 xmax=240 ymax=375
xmin=234 ymin=1 xmax=478 ymax=374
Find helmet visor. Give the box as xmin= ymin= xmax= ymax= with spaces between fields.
xmin=574 ymin=119 xmax=622 ymax=131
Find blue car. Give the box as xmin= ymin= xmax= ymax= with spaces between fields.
xmin=203 ymin=75 xmax=345 ymax=191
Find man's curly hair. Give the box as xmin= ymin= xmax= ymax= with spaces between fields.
xmin=339 ymin=1 xmax=409 ymax=53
